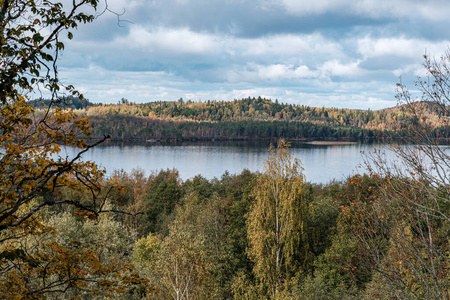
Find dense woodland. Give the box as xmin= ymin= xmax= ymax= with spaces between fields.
xmin=29 ymin=96 xmax=450 ymax=142
xmin=5 ymin=142 xmax=445 ymax=299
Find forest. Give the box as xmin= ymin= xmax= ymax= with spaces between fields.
xmin=82 ymin=97 xmax=379 ymax=141
xmin=1 ymin=1 xmax=450 ymax=299
xmin=29 ymin=95 xmax=450 ymax=142
xmin=2 ymin=141 xmax=449 ymax=299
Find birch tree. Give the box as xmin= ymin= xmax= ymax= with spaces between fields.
xmin=247 ymin=139 xmax=313 ymax=297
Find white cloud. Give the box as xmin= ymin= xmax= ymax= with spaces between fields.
xmin=278 ymin=0 xmax=349 ymax=15
xmin=227 ymin=61 xmax=362 ymax=83
xmin=358 ymin=37 xmax=422 ymax=58
xmin=357 ymin=37 xmax=450 ymax=59
xmin=319 ymin=60 xmax=363 ymax=77
xmin=115 ymin=28 xmax=343 ymax=61
xmin=122 ymin=25 xmax=221 ymax=55
xmin=53 ymin=0 xmax=450 ymax=110
xmin=275 ymin=0 xmax=450 ymax=21
xmin=59 ymin=62 xmax=398 ymax=110
xmin=257 ymin=64 xmax=317 ymax=80
xmin=59 ymin=65 xmax=177 ymax=101
xmin=239 ymin=33 xmax=343 ymax=58
xmin=225 ymin=63 xmax=318 ymax=83
xmin=354 ymin=0 xmax=450 ymax=21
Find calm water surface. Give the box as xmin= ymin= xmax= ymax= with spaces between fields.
xmin=60 ymin=142 xmax=390 ymax=184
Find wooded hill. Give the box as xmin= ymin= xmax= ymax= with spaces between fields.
xmin=31 ymin=97 xmax=450 ymax=142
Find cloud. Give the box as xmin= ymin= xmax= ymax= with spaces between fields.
xmin=319 ymin=60 xmax=363 ymax=78
xmin=123 ymin=26 xmax=220 ymax=55
xmin=226 ymin=64 xmax=317 ymax=83
xmin=110 ymin=27 xmax=343 ymax=61
xmin=358 ymin=37 xmax=426 ymax=59
xmin=258 ymin=64 xmax=316 ymax=80
xmin=64 ymin=28 xmax=349 ymax=78
xmin=59 ymin=62 xmax=399 ymax=110
xmin=275 ymin=0 xmax=450 ymax=21
xmin=354 ymin=0 xmax=450 ymax=21
xmin=226 ymin=60 xmax=364 ymax=83
xmin=357 ymin=37 xmax=450 ymax=78
xmin=53 ymin=0 xmax=450 ymax=109
xmin=277 ymin=0 xmax=350 ymax=15
xmin=238 ymin=33 xmax=344 ymax=59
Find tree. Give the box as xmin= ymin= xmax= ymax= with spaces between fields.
xmin=0 ymin=209 xmax=147 ymax=299
xmin=134 ymin=225 xmax=213 ymax=300
xmin=0 ymin=0 xmax=110 ymax=237
xmin=145 ymin=169 xmax=183 ymax=235
xmin=0 ymin=1 xmax=139 ymax=297
xmin=360 ymin=50 xmax=450 ymax=299
xmin=247 ymin=140 xmax=313 ymax=297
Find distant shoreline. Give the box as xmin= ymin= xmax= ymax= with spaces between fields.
xmin=305 ymin=141 xmax=358 ymax=145
xmin=88 ymin=137 xmax=366 ymax=144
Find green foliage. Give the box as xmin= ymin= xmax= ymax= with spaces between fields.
xmin=86 ymin=110 xmax=377 ymax=142
xmin=231 ymin=271 xmax=261 ymax=300
xmin=145 ymin=169 xmax=183 ymax=235
xmin=223 ymin=170 xmax=258 ymax=278
xmin=85 ymin=97 xmax=387 ymax=130
xmin=133 ymin=233 xmax=161 ymax=269
xmin=306 ymin=183 xmax=340 ymax=258
xmin=1 ymin=0 xmax=98 ymax=101
xmin=133 ymin=224 xmax=214 ymax=300
xmin=290 ymin=273 xmax=362 ymax=300
xmin=54 ymin=163 xmax=448 ymax=299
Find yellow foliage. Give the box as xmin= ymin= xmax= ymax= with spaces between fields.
xmin=247 ymin=140 xmax=313 ymax=297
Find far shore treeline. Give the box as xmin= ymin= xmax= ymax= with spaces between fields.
xmin=28 ymin=96 xmax=450 ymax=142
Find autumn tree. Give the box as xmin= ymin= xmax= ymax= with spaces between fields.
xmin=0 ymin=209 xmax=147 ymax=299
xmin=0 ymin=0 xmax=146 ymax=298
xmin=134 ymin=224 xmax=213 ymax=299
xmin=247 ymin=140 xmax=313 ymax=297
xmin=360 ymin=50 xmax=450 ymax=299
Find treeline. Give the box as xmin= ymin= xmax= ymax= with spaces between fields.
xmin=28 ymin=96 xmax=93 ymax=109
xmin=128 ymin=96 xmax=383 ymax=126
xmin=81 ymin=97 xmax=389 ymax=141
xmin=30 ymin=96 xmax=450 ymax=142
xmin=84 ymin=96 xmax=442 ymax=130
xmin=87 ymin=116 xmax=376 ymax=141
xmin=84 ymin=96 xmax=391 ymax=128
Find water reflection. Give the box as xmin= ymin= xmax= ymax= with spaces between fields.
xmin=59 ymin=141 xmax=387 ymax=184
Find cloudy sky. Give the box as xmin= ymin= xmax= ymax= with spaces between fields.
xmin=58 ymin=0 xmax=450 ymax=109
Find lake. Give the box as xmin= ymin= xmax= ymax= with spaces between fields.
xmin=60 ymin=141 xmax=393 ymax=184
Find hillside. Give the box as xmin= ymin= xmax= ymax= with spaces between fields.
xmin=31 ymin=97 xmax=450 ymax=142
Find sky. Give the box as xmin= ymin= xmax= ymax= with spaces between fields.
xmin=58 ymin=0 xmax=450 ymax=110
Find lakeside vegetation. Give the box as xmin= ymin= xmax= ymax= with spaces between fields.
xmin=4 ymin=144 xmax=445 ymax=299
